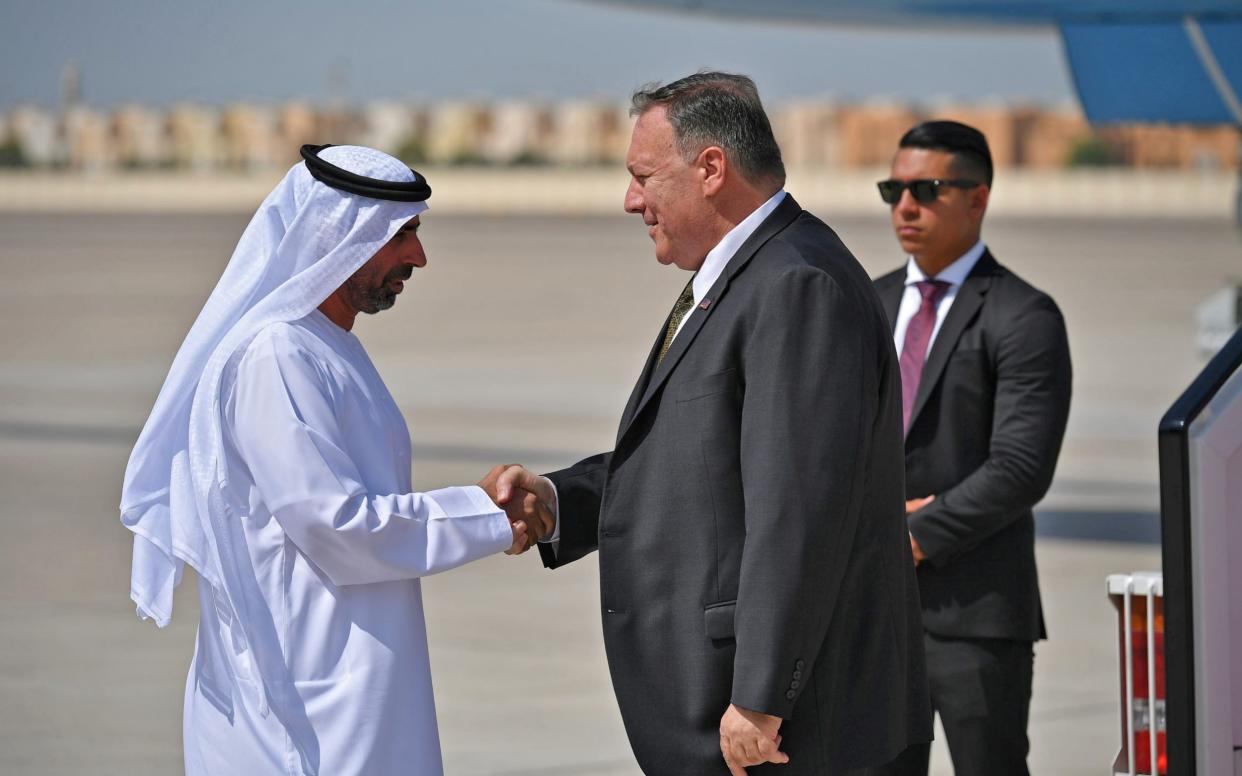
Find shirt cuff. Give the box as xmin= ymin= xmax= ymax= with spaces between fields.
xmin=428 ymin=484 xmax=507 ymax=521
xmin=537 ymin=477 xmax=560 ymax=553
xmin=441 ymin=485 xmax=512 ymax=554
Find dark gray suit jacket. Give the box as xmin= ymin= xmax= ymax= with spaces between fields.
xmin=540 ymin=195 xmax=931 ymax=775
xmin=874 ymin=251 xmax=1072 ymax=642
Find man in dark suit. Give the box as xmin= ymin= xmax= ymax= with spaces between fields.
xmin=869 ymin=121 xmax=1073 ymax=776
xmin=490 ymin=72 xmax=930 ymax=776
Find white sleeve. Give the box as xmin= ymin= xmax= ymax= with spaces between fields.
xmin=229 ymin=334 xmax=513 ymax=587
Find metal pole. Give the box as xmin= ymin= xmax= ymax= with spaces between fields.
xmin=1147 ymin=585 xmax=1159 ymax=775
xmin=1126 ymin=578 xmax=1136 ymax=776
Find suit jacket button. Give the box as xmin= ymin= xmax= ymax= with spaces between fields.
xmin=785 ymin=690 xmax=797 ymax=700
xmin=795 ymin=660 xmax=805 ymax=671
xmin=792 ymin=670 xmax=802 ymax=680
xmin=790 ymin=680 xmax=800 ymax=690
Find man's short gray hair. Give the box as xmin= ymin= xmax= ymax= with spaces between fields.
xmin=630 ymin=71 xmax=786 ymax=189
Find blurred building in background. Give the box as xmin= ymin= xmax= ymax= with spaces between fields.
xmin=166 ymin=103 xmax=221 ymax=171
xmin=0 ymin=97 xmax=1237 ymax=172
xmin=221 ymin=104 xmax=278 ymax=171
xmin=113 ymin=104 xmax=169 ymax=168
xmin=548 ymin=101 xmax=631 ymax=166
xmin=481 ymin=101 xmax=553 ymax=165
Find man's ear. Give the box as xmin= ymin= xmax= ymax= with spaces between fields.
xmin=969 ymin=184 xmax=990 ymax=220
xmin=699 ymin=146 xmax=727 ymax=197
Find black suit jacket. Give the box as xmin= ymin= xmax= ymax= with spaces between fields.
xmin=874 ymin=251 xmax=1072 ymax=642
xmin=541 ymin=195 xmax=931 ymax=775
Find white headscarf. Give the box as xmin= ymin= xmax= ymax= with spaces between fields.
xmin=121 ymin=146 xmax=427 ymax=634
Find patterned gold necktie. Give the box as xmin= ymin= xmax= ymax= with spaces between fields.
xmin=656 ymin=277 xmax=696 ymax=367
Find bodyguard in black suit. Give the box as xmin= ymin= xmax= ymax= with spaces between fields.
xmin=868 ymin=122 xmax=1072 ymax=776
xmin=492 ymin=73 xmax=930 ymax=775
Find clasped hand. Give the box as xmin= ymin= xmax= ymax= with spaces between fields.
xmin=477 ymin=464 xmax=556 ymax=554
xmin=720 ymin=703 xmax=788 ymax=774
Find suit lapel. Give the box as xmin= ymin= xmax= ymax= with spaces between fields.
xmin=907 ymin=251 xmax=998 ymax=430
xmin=616 ymin=325 xmax=667 ymax=444
xmin=615 ymin=194 xmax=803 ymax=446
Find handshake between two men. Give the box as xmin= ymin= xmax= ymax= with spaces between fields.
xmin=477 ymin=464 xmax=557 ymax=555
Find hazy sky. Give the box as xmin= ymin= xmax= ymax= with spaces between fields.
xmin=0 ymin=0 xmax=1076 ymax=108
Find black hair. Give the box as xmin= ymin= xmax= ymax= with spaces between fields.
xmin=898 ymin=120 xmax=993 ymax=188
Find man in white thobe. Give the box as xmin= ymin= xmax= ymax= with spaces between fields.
xmin=120 ymin=144 xmax=549 ymax=775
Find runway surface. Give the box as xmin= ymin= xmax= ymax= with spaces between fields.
xmin=1 ymin=210 xmax=1234 ymax=774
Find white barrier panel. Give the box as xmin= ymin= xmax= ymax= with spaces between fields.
xmin=1187 ymin=360 xmax=1242 ymax=774
xmin=1158 ymin=324 xmax=1242 ymax=775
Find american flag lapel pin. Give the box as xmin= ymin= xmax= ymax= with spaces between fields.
xmin=699 ymin=298 xmax=712 ymax=310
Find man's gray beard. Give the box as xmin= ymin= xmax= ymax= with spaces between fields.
xmin=345 ymin=275 xmax=397 ymax=314
xmin=367 ymin=287 xmax=397 ymax=312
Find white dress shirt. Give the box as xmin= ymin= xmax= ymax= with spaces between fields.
xmin=672 ymin=189 xmax=788 ymax=340
xmin=541 ymin=189 xmax=789 ymax=548
xmin=892 ymin=240 xmax=986 ymax=360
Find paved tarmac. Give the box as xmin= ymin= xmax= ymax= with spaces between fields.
xmin=0 ymin=210 xmax=1235 ymax=774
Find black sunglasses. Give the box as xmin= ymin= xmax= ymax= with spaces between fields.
xmin=877 ymin=178 xmax=981 ymax=205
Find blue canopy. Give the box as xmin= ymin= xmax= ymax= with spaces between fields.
xmin=594 ymin=0 xmax=1242 ymax=125
xmin=1063 ymin=16 xmax=1242 ymax=124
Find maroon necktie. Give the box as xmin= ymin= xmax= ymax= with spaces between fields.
xmin=899 ymin=280 xmax=951 ymax=433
